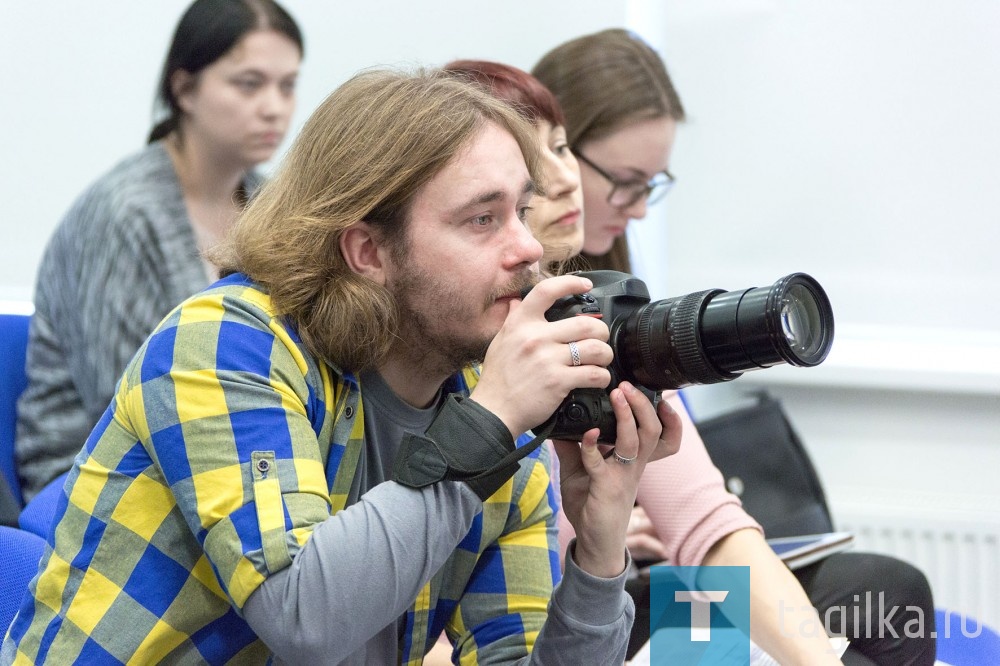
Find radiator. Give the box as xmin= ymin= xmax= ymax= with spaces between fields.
xmin=832 ymin=489 xmax=1000 ymax=632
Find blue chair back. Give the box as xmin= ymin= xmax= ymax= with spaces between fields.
xmin=935 ymin=608 xmax=1000 ymax=665
xmin=0 ymin=310 xmax=32 ymax=507
xmin=19 ymin=471 xmax=68 ymax=539
xmin=0 ymin=525 xmax=46 ymax=634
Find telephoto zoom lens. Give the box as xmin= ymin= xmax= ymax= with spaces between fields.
xmin=617 ymin=273 xmax=834 ymax=390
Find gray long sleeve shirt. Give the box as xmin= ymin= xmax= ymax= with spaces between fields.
xmin=244 ymin=479 xmax=633 ymax=665
xmin=244 ymin=370 xmax=634 ymax=664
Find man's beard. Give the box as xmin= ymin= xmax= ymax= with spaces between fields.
xmin=389 ymin=263 xmax=537 ymax=377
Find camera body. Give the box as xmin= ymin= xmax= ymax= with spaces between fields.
xmin=543 ymin=270 xmax=834 ymax=442
xmin=544 ymin=272 xmax=657 ymax=441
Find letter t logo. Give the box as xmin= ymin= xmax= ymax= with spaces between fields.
xmin=674 ymin=590 xmax=729 ymax=641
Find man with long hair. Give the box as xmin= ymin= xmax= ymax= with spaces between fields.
xmin=3 ymin=69 xmax=679 ymax=664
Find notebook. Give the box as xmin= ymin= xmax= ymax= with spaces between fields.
xmin=767 ymin=531 xmax=855 ymax=570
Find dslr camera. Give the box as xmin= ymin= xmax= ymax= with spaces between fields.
xmin=543 ymin=270 xmax=835 ymax=441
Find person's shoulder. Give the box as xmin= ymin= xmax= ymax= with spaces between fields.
xmin=181 ymin=273 xmax=282 ymax=328
xmin=183 ymin=275 xmax=318 ymax=365
xmin=52 ymin=143 xmax=178 ymax=240
xmin=94 ymin=142 xmax=178 ymax=208
xmin=125 ymin=274 xmax=315 ymax=382
xmin=81 ymin=142 xmax=173 ymax=199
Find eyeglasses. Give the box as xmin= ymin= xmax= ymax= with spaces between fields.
xmin=571 ymin=148 xmax=675 ymax=209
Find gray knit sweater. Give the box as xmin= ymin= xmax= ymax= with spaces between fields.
xmin=15 ymin=142 xmax=261 ymax=500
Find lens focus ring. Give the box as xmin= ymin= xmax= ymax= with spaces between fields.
xmin=670 ymin=291 xmax=733 ymax=385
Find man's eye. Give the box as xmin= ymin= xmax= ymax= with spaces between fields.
xmin=518 ymin=206 xmax=533 ymax=223
xmin=472 ymin=215 xmax=493 ymax=226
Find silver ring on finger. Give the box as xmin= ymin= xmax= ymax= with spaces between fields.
xmin=612 ymin=450 xmax=638 ymax=465
xmin=568 ymin=341 xmax=582 ymax=367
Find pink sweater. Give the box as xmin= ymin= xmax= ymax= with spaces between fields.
xmin=555 ymin=393 xmax=762 ymax=566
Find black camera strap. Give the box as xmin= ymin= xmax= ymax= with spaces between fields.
xmin=392 ymin=394 xmax=556 ymax=501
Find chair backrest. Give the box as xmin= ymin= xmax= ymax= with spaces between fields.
xmin=19 ymin=471 xmax=68 ymax=539
xmin=935 ymin=608 xmax=1000 ymax=665
xmin=0 ymin=309 xmax=32 ymax=507
xmin=695 ymin=392 xmax=834 ymax=538
xmin=0 ymin=525 xmax=46 ymax=634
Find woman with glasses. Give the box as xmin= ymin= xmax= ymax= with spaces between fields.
xmin=534 ymin=29 xmax=936 ymax=666
xmin=534 ymin=28 xmax=681 ymax=275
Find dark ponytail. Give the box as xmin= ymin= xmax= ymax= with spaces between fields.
xmin=148 ymin=0 xmax=303 ymax=144
xmin=147 ymin=118 xmax=178 ymax=144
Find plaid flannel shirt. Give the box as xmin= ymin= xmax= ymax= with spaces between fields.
xmin=3 ymin=274 xmax=561 ymax=665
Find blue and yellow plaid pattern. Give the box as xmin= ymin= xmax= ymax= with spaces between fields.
xmin=2 ymin=274 xmax=561 ymax=665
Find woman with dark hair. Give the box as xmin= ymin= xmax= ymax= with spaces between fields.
xmin=534 ymin=28 xmax=936 ymax=666
xmin=15 ymin=0 xmax=303 ymax=502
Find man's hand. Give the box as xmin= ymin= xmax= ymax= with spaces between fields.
xmin=552 ymin=385 xmax=681 ymax=578
xmin=470 ymin=274 xmax=613 ymax=437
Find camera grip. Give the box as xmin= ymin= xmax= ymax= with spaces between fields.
xmin=548 ymin=386 xmax=660 ymax=443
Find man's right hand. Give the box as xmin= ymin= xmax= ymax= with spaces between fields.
xmin=470 ymin=274 xmax=614 ymax=438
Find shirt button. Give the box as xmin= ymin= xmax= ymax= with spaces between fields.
xmin=726 ymin=475 xmax=745 ymax=497
xmin=345 ymin=406 xmax=355 ymax=419
xmin=256 ymin=459 xmax=271 ymax=474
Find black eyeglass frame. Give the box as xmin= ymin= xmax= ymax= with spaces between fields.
xmin=571 ymin=148 xmax=675 ymax=209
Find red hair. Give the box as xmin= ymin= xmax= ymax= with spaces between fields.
xmin=443 ymin=59 xmax=565 ymax=127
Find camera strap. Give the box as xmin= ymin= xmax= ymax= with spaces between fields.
xmin=392 ymin=394 xmax=555 ymax=501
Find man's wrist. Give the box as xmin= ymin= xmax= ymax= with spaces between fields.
xmin=467 ymin=391 xmax=521 ymax=438
xmin=570 ymin=539 xmax=628 ymax=580
xmin=556 ymin=539 xmax=633 ymax=627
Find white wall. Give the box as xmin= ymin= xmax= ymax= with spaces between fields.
xmin=0 ymin=0 xmax=627 ymax=301
xmin=628 ymin=0 xmax=1000 ymax=625
xmin=629 ymin=0 xmax=1000 ymax=334
xmin=624 ymin=0 xmax=1000 ymax=424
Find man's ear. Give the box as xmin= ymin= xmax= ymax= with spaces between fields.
xmin=171 ymin=70 xmax=197 ymax=113
xmin=340 ymin=222 xmax=389 ymax=285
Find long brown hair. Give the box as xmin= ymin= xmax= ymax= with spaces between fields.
xmin=213 ymin=69 xmax=541 ymax=371
xmin=442 ymin=59 xmax=579 ymax=274
xmin=534 ymin=28 xmax=685 ymax=273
